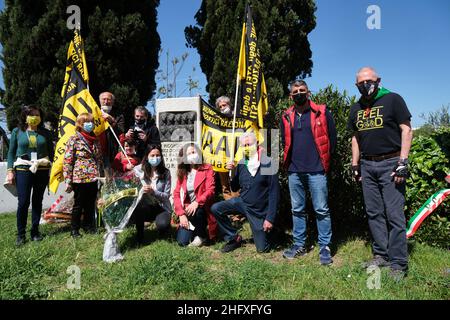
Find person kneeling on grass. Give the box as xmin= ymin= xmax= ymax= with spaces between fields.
xmin=63 ymin=113 xmax=103 ymax=238
xmin=173 ymin=143 xmax=217 ymax=247
xmin=211 ymin=132 xmax=280 ymax=253
xmin=131 ymin=144 xmax=172 ymax=245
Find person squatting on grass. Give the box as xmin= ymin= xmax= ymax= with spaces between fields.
xmin=280 ymin=80 xmax=337 ymax=265
xmin=7 ymin=105 xmax=54 ymax=246
xmin=130 ymin=144 xmax=172 ymax=245
xmin=348 ymin=67 xmax=413 ymax=281
xmin=63 ymin=113 xmax=103 ymax=239
xmin=211 ymin=132 xmax=280 ymax=253
xmin=173 ymin=143 xmax=217 ymax=247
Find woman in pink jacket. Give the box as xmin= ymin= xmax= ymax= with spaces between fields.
xmin=173 ymin=143 xmax=217 ymax=247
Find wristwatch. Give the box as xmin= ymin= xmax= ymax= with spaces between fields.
xmin=398 ymin=158 xmax=408 ymax=165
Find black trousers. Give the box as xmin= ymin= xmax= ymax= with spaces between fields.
xmin=132 ymin=202 xmax=171 ymax=242
xmin=72 ymin=182 xmax=98 ymax=232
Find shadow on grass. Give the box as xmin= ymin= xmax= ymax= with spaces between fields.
xmin=266 ymin=206 xmax=373 ymax=257
xmin=119 ymin=224 xmax=177 ymax=253
xmin=41 ymin=222 xmax=72 ymax=237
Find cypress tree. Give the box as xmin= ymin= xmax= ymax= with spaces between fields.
xmin=0 ymin=0 xmax=161 ymax=130
xmin=185 ymin=0 xmax=316 ymax=107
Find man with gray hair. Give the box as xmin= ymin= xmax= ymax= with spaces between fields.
xmin=348 ymin=67 xmax=413 ymax=280
xmin=214 ymin=95 xmax=239 ymax=202
xmin=215 ymin=96 xmax=232 ymax=115
xmin=211 ymin=132 xmax=280 ymax=253
xmin=125 ymin=106 xmax=161 ymax=159
xmin=98 ymin=91 xmax=125 ymax=169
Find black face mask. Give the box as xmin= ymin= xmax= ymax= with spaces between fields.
xmin=357 ymin=80 xmax=379 ymax=98
xmin=292 ymin=92 xmax=308 ymax=106
xmin=135 ymin=118 xmax=146 ymax=125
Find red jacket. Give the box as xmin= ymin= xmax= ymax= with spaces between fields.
xmin=112 ymin=152 xmax=140 ymax=173
xmin=173 ymin=164 xmax=218 ymax=240
xmin=281 ymin=101 xmax=331 ymax=172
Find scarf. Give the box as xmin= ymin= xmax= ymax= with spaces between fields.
xmin=79 ymin=131 xmax=97 ymax=148
xmin=245 ymin=151 xmax=260 ymax=177
xmin=360 ymin=87 xmax=391 ymax=116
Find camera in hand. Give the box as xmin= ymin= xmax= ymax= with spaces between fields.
xmin=132 ymin=127 xmax=144 ymax=141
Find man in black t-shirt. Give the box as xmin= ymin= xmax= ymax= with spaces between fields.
xmin=347 ymin=67 xmax=413 ymax=280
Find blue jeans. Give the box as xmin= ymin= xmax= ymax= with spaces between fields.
xmin=361 ymin=157 xmax=408 ymax=271
xmin=15 ymin=169 xmax=49 ymax=237
xmin=288 ymin=172 xmax=332 ymax=248
xmin=177 ymin=207 xmax=208 ymax=246
xmin=211 ymin=197 xmax=271 ymax=253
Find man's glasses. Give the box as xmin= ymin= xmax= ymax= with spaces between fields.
xmin=356 ymin=79 xmax=379 ymax=86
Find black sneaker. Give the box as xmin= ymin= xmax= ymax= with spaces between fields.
xmin=136 ymin=236 xmax=144 ymax=246
xmin=220 ymin=235 xmax=242 ymax=253
xmin=31 ymin=234 xmax=43 ymax=242
xmin=83 ymin=228 xmax=97 ymax=235
xmin=15 ymin=235 xmax=26 ymax=246
xmin=319 ymin=246 xmax=333 ymax=265
xmin=361 ymin=255 xmax=390 ymax=268
xmin=282 ymin=244 xmax=307 ymax=260
xmin=389 ymin=268 xmax=407 ymax=282
xmin=71 ymin=230 xmax=82 ymax=239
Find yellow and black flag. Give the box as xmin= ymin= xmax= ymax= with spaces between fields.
xmin=201 ymin=98 xmax=263 ymax=172
xmin=61 ymin=28 xmax=89 ymax=97
xmin=49 ymin=29 xmax=109 ymax=193
xmin=236 ymin=3 xmax=268 ymax=128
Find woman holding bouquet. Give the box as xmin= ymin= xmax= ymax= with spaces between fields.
xmin=63 ymin=113 xmax=103 ymax=238
xmin=131 ymin=144 xmax=172 ymax=245
xmin=173 ymin=143 xmax=217 ymax=247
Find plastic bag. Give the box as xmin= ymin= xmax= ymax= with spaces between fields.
xmin=98 ymin=176 xmax=142 ymax=262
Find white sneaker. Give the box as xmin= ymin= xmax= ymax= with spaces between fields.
xmin=188 ymin=236 xmax=204 ymax=247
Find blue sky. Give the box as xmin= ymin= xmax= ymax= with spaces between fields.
xmin=1 ymin=0 xmax=450 ymax=127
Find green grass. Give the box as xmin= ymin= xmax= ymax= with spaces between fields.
xmin=0 ymin=213 xmax=448 ymax=300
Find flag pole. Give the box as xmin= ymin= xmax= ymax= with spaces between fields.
xmin=106 ymin=125 xmax=133 ymax=167
xmin=229 ymin=73 xmax=240 ymax=177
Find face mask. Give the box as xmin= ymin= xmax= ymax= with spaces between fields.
xmin=187 ymin=153 xmax=201 ymax=165
xmin=135 ymin=118 xmax=146 ymax=125
xmin=148 ymin=157 xmax=161 ymax=167
xmin=26 ymin=116 xmax=41 ymax=127
xmin=221 ymin=107 xmax=231 ymax=115
xmin=83 ymin=122 xmax=94 ymax=133
xmin=101 ymin=105 xmax=112 ymax=113
xmin=357 ymin=80 xmax=379 ymax=98
xmin=292 ymin=92 xmax=308 ymax=106
xmin=243 ymin=145 xmax=257 ymax=159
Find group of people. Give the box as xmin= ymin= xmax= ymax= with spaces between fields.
xmin=7 ymin=66 xmax=414 ymax=280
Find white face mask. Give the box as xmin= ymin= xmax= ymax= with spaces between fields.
xmin=221 ymin=107 xmax=231 ymax=115
xmin=187 ymin=153 xmax=201 ymax=165
xmin=101 ymin=105 xmax=112 ymax=113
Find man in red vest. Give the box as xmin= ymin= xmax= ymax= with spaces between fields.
xmin=280 ymin=80 xmax=337 ymax=265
